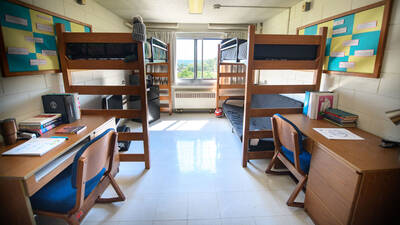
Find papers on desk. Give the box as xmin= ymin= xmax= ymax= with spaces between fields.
xmin=313 ymin=128 xmax=364 ymax=140
xmin=2 ymin=138 xmax=66 ymax=156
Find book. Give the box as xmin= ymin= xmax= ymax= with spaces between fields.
xmin=303 ymin=91 xmax=311 ymax=116
xmin=1 ymin=138 xmax=66 ymax=156
xmin=325 ymin=108 xmax=358 ymax=119
xmin=20 ymin=120 xmax=64 ymax=135
xmin=307 ymin=92 xmax=338 ymax=119
xmin=323 ymin=113 xmax=357 ymax=124
xmin=56 ymin=125 xmax=87 ymax=134
xmin=19 ymin=113 xmax=61 ymax=126
xmin=19 ymin=117 xmax=63 ymax=129
xmin=323 ymin=118 xmax=357 ymax=128
xmin=71 ymin=93 xmax=81 ymax=120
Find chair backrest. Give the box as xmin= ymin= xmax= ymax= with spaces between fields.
xmin=271 ymin=114 xmax=305 ymax=154
xmin=71 ymin=128 xmax=116 ymax=187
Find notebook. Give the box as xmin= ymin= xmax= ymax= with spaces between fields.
xmin=2 ymin=138 xmax=66 ymax=156
xmin=56 ymin=125 xmax=87 ymax=134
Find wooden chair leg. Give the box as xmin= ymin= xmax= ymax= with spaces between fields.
xmin=96 ymin=174 xmax=126 ymax=203
xmin=265 ymin=153 xmax=291 ymax=175
xmin=286 ymin=176 xmax=307 ymax=208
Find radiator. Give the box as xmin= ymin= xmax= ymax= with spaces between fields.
xmin=174 ymin=90 xmax=216 ymax=109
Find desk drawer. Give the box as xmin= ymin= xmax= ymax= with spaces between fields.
xmin=308 ymin=143 xmax=360 ymax=203
xmin=306 ymin=188 xmax=343 ymax=225
xmin=307 ymin=166 xmax=353 ymax=225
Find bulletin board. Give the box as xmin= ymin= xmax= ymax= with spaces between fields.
xmin=297 ymin=0 xmax=392 ymax=78
xmin=0 ymin=0 xmax=92 ymax=77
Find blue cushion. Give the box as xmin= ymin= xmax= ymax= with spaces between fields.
xmin=281 ymin=145 xmax=311 ymax=173
xmin=30 ymin=166 xmax=105 ymax=213
xmin=274 ymin=114 xmax=311 ymax=173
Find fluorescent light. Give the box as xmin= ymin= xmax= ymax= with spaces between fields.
xmin=189 ymin=0 xmax=204 ymax=14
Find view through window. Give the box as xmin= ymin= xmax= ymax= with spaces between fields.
xmin=176 ymin=39 xmax=221 ymax=79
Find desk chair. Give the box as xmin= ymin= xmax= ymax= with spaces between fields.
xmin=30 ymin=128 xmax=125 ymax=225
xmin=265 ymin=114 xmax=311 ymax=208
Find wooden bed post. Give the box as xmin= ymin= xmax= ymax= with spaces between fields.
xmin=242 ymin=25 xmax=256 ymax=168
xmin=138 ymin=42 xmax=151 ymax=169
xmin=167 ymin=44 xmax=173 ymax=115
xmin=313 ymin=27 xmax=328 ymax=90
xmin=55 ymin=23 xmax=72 ymax=93
xmin=216 ymin=44 xmax=221 ymax=109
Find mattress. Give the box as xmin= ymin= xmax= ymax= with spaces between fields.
xmin=220 ymin=38 xmax=247 ymax=61
xmin=222 ymin=94 xmax=304 ymax=152
xmin=66 ymin=43 xmax=138 ymax=60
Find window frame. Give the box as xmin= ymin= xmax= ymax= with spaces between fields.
xmin=176 ymin=38 xmax=221 ymax=81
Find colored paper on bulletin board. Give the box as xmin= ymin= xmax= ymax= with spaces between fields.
xmin=0 ymin=0 xmax=91 ymax=76
xmin=297 ymin=1 xmax=390 ymax=77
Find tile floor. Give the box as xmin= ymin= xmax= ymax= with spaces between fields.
xmin=36 ymin=113 xmax=314 ymax=225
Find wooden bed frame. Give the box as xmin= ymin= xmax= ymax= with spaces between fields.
xmin=146 ymin=42 xmax=172 ymax=115
xmin=215 ymin=44 xmax=246 ymax=110
xmin=242 ymin=25 xmax=328 ymax=167
xmin=55 ymin=23 xmax=150 ymax=169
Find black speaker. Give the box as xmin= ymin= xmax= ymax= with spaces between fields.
xmin=42 ymin=95 xmax=77 ymax=123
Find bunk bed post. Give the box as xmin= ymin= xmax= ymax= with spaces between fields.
xmin=216 ymin=44 xmax=221 ymax=110
xmin=242 ymin=25 xmax=256 ymax=168
xmin=313 ymin=27 xmax=328 ymax=90
xmin=138 ymin=42 xmax=151 ymax=169
xmin=167 ymin=44 xmax=172 ymax=115
xmin=55 ymin=23 xmax=72 ymax=93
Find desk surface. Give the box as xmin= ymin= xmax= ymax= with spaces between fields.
xmin=284 ymin=114 xmax=400 ymax=173
xmin=0 ymin=115 xmax=113 ymax=179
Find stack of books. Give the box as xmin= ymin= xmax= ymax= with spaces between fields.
xmin=323 ymin=108 xmax=358 ymax=127
xmin=19 ymin=113 xmax=63 ymax=135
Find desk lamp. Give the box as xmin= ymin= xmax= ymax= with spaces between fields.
xmin=380 ymin=109 xmax=400 ymax=148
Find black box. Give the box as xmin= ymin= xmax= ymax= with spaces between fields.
xmin=42 ymin=94 xmax=77 ymax=123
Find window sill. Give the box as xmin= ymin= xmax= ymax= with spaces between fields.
xmin=172 ymin=79 xmax=216 ymax=89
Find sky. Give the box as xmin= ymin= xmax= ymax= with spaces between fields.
xmin=176 ymin=39 xmax=221 ymax=60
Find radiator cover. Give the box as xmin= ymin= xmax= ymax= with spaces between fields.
xmin=174 ymin=90 xmax=216 ymax=109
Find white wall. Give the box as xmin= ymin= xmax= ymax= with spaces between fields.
xmin=0 ymin=0 xmax=131 ymax=124
xmin=261 ymin=0 xmax=400 ymax=142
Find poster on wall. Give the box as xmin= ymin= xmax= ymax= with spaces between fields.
xmin=0 ymin=0 xmax=92 ymax=77
xmin=297 ymin=0 xmax=392 ymax=78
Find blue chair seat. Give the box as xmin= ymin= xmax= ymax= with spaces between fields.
xmin=281 ymin=145 xmax=311 ymax=174
xmin=30 ymin=165 xmax=105 ymax=213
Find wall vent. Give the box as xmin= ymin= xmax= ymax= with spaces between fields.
xmin=174 ymin=90 xmax=216 ymax=110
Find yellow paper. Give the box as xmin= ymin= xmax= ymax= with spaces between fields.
xmin=36 ymin=53 xmax=59 ymax=70
xmin=299 ymin=29 xmax=305 ymax=35
xmin=330 ymin=35 xmax=352 ymax=56
xmin=71 ymin=22 xmax=85 ymax=32
xmin=352 ymin=6 xmax=384 ymax=34
xmin=2 ymin=27 xmax=35 ymax=53
xmin=30 ymin=9 xmax=54 ymax=35
xmin=323 ymin=56 xmax=329 ymax=70
xmin=317 ymin=20 xmax=334 ymax=38
xmin=347 ymin=55 xmax=376 ymax=73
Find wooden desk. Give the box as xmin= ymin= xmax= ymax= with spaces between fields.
xmin=283 ymin=114 xmax=400 ymax=225
xmin=0 ymin=115 xmax=116 ymax=225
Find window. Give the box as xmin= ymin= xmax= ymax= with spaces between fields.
xmin=176 ymin=39 xmax=221 ymax=80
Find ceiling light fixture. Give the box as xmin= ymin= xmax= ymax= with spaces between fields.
xmin=189 ymin=0 xmax=204 ymax=14
xmin=213 ymin=4 xmax=289 ymax=10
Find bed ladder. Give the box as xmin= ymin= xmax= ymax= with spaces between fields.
xmin=242 ymin=25 xmax=327 ymax=167
xmin=56 ymin=23 xmax=151 ymax=169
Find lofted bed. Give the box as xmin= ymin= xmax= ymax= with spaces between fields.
xmin=145 ymin=37 xmax=172 ymax=115
xmin=55 ymin=23 xmax=151 ymax=168
xmin=221 ymin=25 xmax=328 ymax=167
xmin=215 ymin=39 xmax=247 ymax=111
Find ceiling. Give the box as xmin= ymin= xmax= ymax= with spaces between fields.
xmin=95 ymin=0 xmax=302 ymax=24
